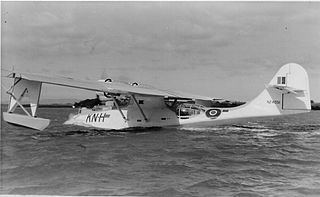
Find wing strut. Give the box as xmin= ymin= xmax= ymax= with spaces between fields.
xmin=104 ymin=92 xmax=128 ymax=122
xmin=131 ymin=94 xmax=148 ymax=122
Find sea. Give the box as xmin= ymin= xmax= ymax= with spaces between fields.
xmin=1 ymin=106 xmax=320 ymax=197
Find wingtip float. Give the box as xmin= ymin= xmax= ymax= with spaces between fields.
xmin=2 ymin=63 xmax=311 ymax=131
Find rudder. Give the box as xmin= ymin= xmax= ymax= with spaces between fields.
xmin=239 ymin=63 xmax=311 ymax=118
xmin=268 ymin=63 xmax=311 ymax=111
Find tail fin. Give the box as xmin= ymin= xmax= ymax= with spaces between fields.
xmin=240 ymin=63 xmax=311 ymax=117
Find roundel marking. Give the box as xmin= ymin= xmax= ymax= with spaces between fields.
xmin=205 ymin=109 xmax=221 ymax=119
xmin=209 ymin=110 xmax=217 ymax=116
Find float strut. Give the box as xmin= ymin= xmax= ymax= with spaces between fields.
xmin=7 ymin=89 xmax=32 ymax=117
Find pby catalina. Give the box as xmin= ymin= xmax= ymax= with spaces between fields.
xmin=2 ymin=63 xmax=311 ymax=131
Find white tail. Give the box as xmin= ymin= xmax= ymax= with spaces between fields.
xmin=227 ymin=63 xmax=311 ymax=119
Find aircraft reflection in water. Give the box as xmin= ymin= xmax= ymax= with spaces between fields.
xmin=2 ymin=63 xmax=311 ymax=130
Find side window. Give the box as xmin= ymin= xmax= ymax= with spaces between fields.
xmin=277 ymin=76 xmax=281 ymax=84
xmin=277 ymin=76 xmax=286 ymax=85
xmin=282 ymin=77 xmax=286 ymax=85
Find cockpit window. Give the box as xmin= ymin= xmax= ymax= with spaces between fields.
xmin=117 ymin=96 xmax=131 ymax=108
xmin=176 ymin=103 xmax=205 ymax=118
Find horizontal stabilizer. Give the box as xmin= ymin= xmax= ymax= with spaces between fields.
xmin=3 ymin=112 xmax=50 ymax=131
xmin=267 ymin=84 xmax=304 ymax=94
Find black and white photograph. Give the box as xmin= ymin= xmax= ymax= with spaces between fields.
xmin=1 ymin=1 xmax=320 ymax=196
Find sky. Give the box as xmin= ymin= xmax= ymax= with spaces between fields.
xmin=1 ymin=2 xmax=320 ymax=103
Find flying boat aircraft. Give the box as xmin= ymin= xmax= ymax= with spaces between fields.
xmin=2 ymin=63 xmax=311 ymax=131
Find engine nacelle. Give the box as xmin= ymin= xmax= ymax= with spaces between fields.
xmin=104 ymin=78 xmax=112 ymax=83
xmin=131 ymin=82 xmax=139 ymax=86
xmin=98 ymin=78 xmax=113 ymax=83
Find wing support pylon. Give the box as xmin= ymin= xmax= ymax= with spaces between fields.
xmin=105 ymin=92 xmax=128 ymax=122
xmin=131 ymin=94 xmax=148 ymax=122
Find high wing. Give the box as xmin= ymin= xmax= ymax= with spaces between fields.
xmin=2 ymin=69 xmax=215 ymax=130
xmin=3 ymin=70 xmax=214 ymax=100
